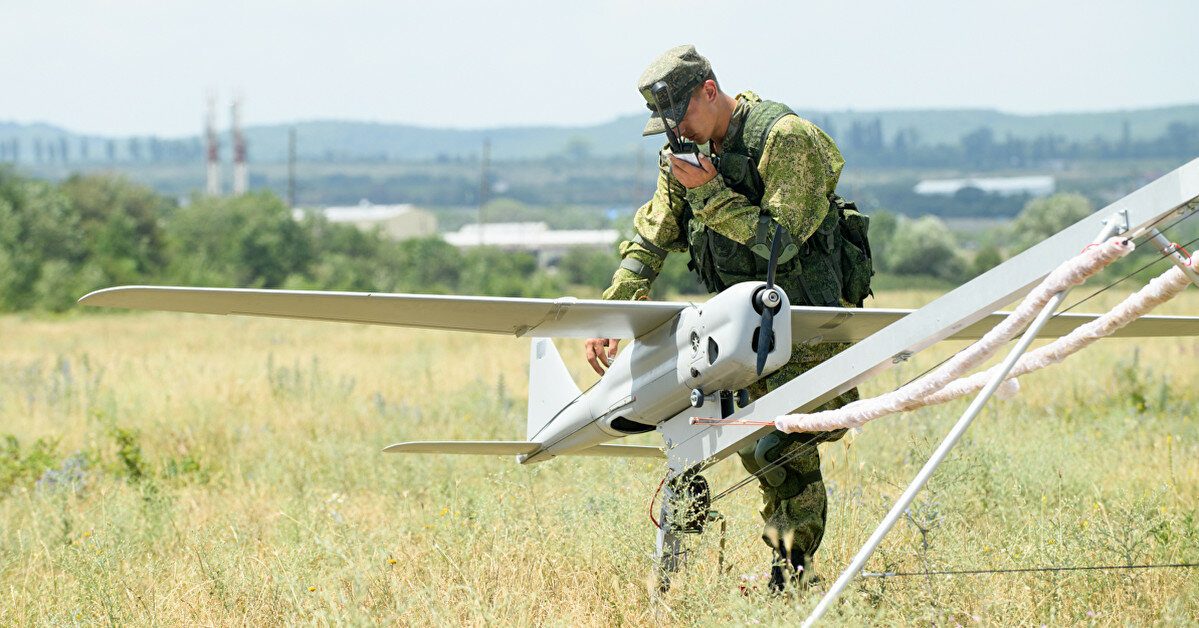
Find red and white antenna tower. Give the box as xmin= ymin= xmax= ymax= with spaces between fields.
xmin=205 ymin=93 xmax=221 ymax=196
xmin=231 ymin=94 xmax=248 ymax=195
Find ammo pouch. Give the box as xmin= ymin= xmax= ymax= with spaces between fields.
xmin=686 ymin=210 xmax=799 ymax=294
xmin=790 ymin=209 xmax=843 ymax=307
xmin=833 ymin=195 xmax=874 ymax=307
xmin=685 ymin=213 xmax=762 ymax=292
xmin=792 ymin=195 xmax=875 ymax=308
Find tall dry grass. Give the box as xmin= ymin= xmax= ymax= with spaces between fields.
xmin=0 ymin=287 xmax=1195 ymax=624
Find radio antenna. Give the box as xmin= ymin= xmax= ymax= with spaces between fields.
xmin=650 ymin=81 xmax=685 ymax=154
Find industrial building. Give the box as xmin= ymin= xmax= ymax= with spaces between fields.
xmin=914 ymin=175 xmax=1055 ymax=197
xmin=443 ymin=222 xmax=619 ymax=265
xmin=293 ymin=201 xmax=438 ymax=240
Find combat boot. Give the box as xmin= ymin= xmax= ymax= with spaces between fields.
xmin=767 ymin=545 xmax=811 ymax=592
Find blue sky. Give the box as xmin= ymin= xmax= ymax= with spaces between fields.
xmin=1 ymin=0 xmax=1195 ymax=137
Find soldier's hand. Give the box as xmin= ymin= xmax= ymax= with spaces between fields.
xmin=585 ymin=338 xmax=621 ymax=375
xmin=669 ymin=153 xmax=717 ymax=188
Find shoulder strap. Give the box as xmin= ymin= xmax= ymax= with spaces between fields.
xmin=741 ymin=100 xmax=796 ymax=164
xmin=715 ymin=100 xmax=797 ymax=210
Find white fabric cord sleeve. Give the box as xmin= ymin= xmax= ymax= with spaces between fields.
xmin=920 ymin=259 xmax=1195 ymax=406
xmin=775 ymin=237 xmax=1134 ymax=433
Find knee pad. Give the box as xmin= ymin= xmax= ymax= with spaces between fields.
xmin=753 ymin=433 xmax=796 ymax=496
xmin=736 ymin=441 xmax=761 ymax=475
xmin=754 ymin=431 xmax=830 ymax=501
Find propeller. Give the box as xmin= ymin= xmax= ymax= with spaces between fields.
xmin=754 ymin=226 xmax=784 ymax=376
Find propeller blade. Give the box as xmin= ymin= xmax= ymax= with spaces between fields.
xmin=756 ymin=306 xmax=775 ymax=376
xmin=765 ymin=225 xmax=783 ymax=288
xmin=756 ymin=225 xmax=785 ymax=376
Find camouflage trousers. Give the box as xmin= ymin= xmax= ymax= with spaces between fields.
xmin=737 ymin=342 xmax=857 ymax=568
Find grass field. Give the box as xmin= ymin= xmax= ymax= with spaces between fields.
xmin=0 ymin=287 xmax=1196 ymax=625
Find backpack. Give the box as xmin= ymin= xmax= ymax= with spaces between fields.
xmin=831 ymin=195 xmax=874 ymax=306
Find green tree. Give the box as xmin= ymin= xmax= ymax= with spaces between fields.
xmin=59 ymin=174 xmax=172 ymax=286
xmin=884 ymin=215 xmax=968 ymax=282
xmin=286 ymin=212 xmax=388 ymax=291
xmin=0 ymin=168 xmax=85 ymax=310
xmin=1010 ymin=192 xmax=1093 ymax=253
xmin=165 ymin=192 xmax=314 ymax=288
xmin=458 ymin=247 xmax=561 ymax=298
xmin=558 ymin=247 xmax=619 ymax=289
xmin=651 ymin=253 xmax=704 ymax=298
xmin=972 ymin=244 xmax=1004 ymax=278
xmin=866 ymin=209 xmax=899 ymax=272
xmin=960 ymin=126 xmax=995 ymax=168
xmin=382 ymin=236 xmax=462 ymax=293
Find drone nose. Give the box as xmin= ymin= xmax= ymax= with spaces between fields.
xmin=759 ymin=288 xmax=782 ymax=309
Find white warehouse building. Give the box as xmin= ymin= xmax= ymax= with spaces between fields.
xmin=444 ymin=222 xmax=619 ymax=265
xmin=293 ymin=200 xmax=438 ymax=240
xmin=914 ymin=175 xmax=1055 ymax=197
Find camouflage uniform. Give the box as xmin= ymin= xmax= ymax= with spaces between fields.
xmin=604 ymin=89 xmax=858 ymax=580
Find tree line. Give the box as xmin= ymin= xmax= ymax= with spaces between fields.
xmin=0 ymin=136 xmax=205 ymax=165
xmin=0 ymin=168 xmax=568 ymax=312
xmin=1 ymin=167 xmax=1168 ymax=313
xmin=818 ymin=118 xmax=1199 ymax=169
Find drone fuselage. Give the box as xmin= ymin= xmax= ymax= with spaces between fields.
xmin=521 ymin=281 xmax=791 ymax=463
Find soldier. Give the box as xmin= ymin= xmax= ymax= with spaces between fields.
xmin=585 ymin=45 xmax=870 ymax=590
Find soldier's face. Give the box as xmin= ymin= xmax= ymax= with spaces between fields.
xmin=677 ymin=81 xmax=719 ymax=145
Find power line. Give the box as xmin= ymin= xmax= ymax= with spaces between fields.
xmin=859 ymin=562 xmax=1199 ymax=579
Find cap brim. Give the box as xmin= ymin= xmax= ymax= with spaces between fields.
xmin=641 ymin=97 xmax=690 ymax=137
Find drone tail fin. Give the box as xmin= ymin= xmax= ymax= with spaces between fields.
xmin=526 ymin=338 xmax=581 ymax=440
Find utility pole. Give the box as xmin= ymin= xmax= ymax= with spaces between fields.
xmin=205 ymin=93 xmax=220 ymax=196
xmin=287 ymin=127 xmax=297 ymax=209
xmin=231 ymin=95 xmax=248 ymax=195
xmin=478 ymin=137 xmax=490 ymax=246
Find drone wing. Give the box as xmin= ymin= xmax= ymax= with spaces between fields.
xmin=79 ymin=286 xmax=686 ymax=338
xmin=80 ymin=286 xmax=1199 ymax=341
xmin=382 ymin=441 xmax=663 ymax=458
xmin=788 ymin=306 xmax=1199 ymax=343
xmin=382 ymin=441 xmax=540 ymax=455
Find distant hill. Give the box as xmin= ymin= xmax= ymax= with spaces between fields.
xmin=2 ymin=103 xmax=1196 ymax=163
xmin=187 ymin=104 xmax=1199 ymax=161
xmin=801 ymin=105 xmax=1199 ymax=147
xmin=243 ymin=118 xmax=657 ymax=161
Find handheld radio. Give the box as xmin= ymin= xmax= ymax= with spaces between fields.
xmin=650 ymin=81 xmax=702 ymax=168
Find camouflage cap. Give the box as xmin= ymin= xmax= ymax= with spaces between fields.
xmin=637 ymin=45 xmax=711 ymax=137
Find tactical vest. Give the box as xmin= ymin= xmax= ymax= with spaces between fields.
xmin=683 ymin=101 xmax=873 ymax=307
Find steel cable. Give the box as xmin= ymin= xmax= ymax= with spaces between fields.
xmin=859 ymin=562 xmax=1199 ymax=579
